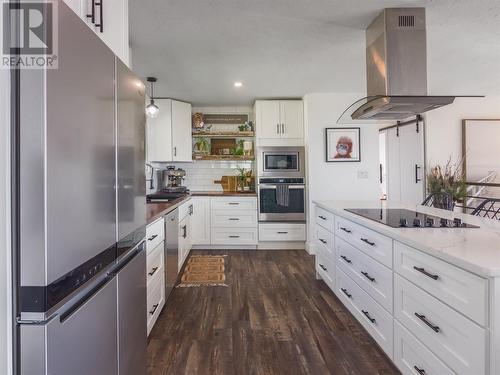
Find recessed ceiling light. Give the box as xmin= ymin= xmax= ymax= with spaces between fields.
xmin=234 ymin=81 xmax=243 ymax=88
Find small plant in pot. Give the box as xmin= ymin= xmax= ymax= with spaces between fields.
xmin=195 ymin=137 xmax=210 ymax=155
xmin=426 ymin=157 xmax=467 ymax=210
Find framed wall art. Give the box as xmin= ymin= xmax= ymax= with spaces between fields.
xmin=325 ymin=127 xmax=360 ymax=162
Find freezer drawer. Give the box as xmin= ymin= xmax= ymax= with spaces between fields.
xmin=21 ymin=276 xmax=118 ymax=375
xmin=115 ymin=247 xmax=147 ymax=375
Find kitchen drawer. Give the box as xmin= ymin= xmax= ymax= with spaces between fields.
xmin=147 ymin=273 xmax=165 ymax=336
xmin=211 ymin=227 xmax=258 ymax=245
xmin=178 ymin=200 xmax=193 ymax=221
xmin=394 ymin=321 xmax=454 ymax=375
xmin=315 ymin=206 xmax=334 ymax=232
xmin=316 ymin=225 xmax=334 ymax=256
xmin=211 ymin=209 xmax=257 ymax=228
xmin=335 ymin=216 xmax=393 ymax=268
xmin=146 ymin=242 xmax=164 ymax=287
xmin=394 ymin=241 xmax=487 ymax=326
xmin=211 ymin=197 xmax=257 ymax=210
xmin=336 ymin=267 xmax=393 ymax=359
xmin=394 ymin=274 xmax=486 ymax=375
xmin=146 ymin=217 xmax=164 ymax=253
xmin=316 ymin=252 xmax=335 ymax=291
xmin=259 ymin=223 xmax=306 ymax=241
xmin=336 ymin=236 xmax=392 ymax=313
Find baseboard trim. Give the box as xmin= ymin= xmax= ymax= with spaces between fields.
xmin=305 ymin=241 xmax=316 ymax=255
xmin=192 ymin=245 xmax=258 ymax=250
xmin=257 ymin=241 xmax=305 ymax=250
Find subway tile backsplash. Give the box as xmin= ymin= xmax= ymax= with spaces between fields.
xmin=151 ymin=160 xmax=254 ymax=191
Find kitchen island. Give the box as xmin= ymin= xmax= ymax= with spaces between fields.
xmin=313 ymin=200 xmax=500 ymax=375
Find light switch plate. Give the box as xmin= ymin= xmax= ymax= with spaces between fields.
xmin=357 ymin=170 xmax=369 ymax=179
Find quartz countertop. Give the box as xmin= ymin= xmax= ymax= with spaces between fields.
xmin=313 ymin=200 xmax=500 ymax=278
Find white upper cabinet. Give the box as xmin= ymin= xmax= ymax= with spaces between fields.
xmin=257 ymin=101 xmax=281 ymax=139
xmin=279 ymin=101 xmax=304 ymax=139
xmin=62 ymin=0 xmax=129 ymax=65
xmin=255 ymin=100 xmax=304 ymax=145
xmin=147 ymin=99 xmax=192 ymax=163
xmin=171 ymin=100 xmax=193 ymax=162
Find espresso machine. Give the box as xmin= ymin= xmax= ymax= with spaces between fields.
xmin=162 ymin=166 xmax=187 ymax=193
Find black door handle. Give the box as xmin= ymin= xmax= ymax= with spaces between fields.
xmin=319 ymin=238 xmax=327 ymax=244
xmin=86 ymin=0 xmax=95 ymax=23
xmin=148 ymin=234 xmax=158 ymax=241
xmin=319 ymin=264 xmax=327 ymax=272
xmin=341 ymin=288 xmax=352 ymax=298
xmin=340 ymin=227 xmax=351 ymax=233
xmin=340 ymin=255 xmax=352 ymax=264
xmin=413 ymin=266 xmax=439 ymax=280
xmin=414 ymin=313 xmax=440 ymax=333
xmin=318 ymin=215 xmax=327 ymax=220
xmin=361 ymin=271 xmax=375 ymax=282
xmin=362 ymin=310 xmax=376 ymax=324
xmin=379 ymin=163 xmax=383 ymax=183
xmin=94 ymin=0 xmax=103 ymax=33
xmin=148 ymin=267 xmax=158 ymax=276
xmin=413 ymin=366 xmax=426 ymax=375
xmin=149 ymin=304 xmax=159 ymax=315
xmin=182 ymin=225 xmax=187 ymax=239
xmin=360 ymin=238 xmax=375 ymax=246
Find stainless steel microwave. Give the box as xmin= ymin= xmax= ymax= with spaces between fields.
xmin=258 ymin=146 xmax=305 ymax=178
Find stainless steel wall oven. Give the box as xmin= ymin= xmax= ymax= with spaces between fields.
xmin=258 ymin=178 xmax=306 ymax=222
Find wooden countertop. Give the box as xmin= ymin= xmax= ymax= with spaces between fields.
xmin=190 ymin=191 xmax=257 ymax=197
xmin=146 ymin=191 xmax=257 ymax=225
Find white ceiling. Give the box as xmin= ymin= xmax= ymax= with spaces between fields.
xmin=130 ymin=0 xmax=500 ymax=106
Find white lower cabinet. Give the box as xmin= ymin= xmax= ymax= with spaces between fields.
xmin=259 ymin=223 xmax=306 ymax=242
xmin=336 ymin=267 xmax=394 ymax=358
xmin=146 ymin=272 xmax=165 ymax=336
xmin=313 ymin=205 xmax=492 ymax=375
xmin=178 ymin=204 xmax=192 ymax=270
xmin=191 ymin=197 xmax=211 ymax=245
xmin=394 ymin=321 xmax=454 ymax=375
xmin=210 ymin=197 xmax=258 ymax=246
xmin=394 ymin=274 xmax=486 ymax=375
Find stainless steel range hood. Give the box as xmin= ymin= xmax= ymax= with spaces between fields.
xmin=344 ymin=8 xmax=460 ymax=122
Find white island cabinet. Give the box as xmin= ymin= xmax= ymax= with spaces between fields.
xmin=313 ymin=200 xmax=500 ymax=375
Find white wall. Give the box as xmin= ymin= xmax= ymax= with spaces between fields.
xmin=0 ymin=31 xmax=13 ymax=375
xmin=304 ymin=93 xmax=382 ymax=251
xmin=425 ymin=96 xmax=500 ymax=168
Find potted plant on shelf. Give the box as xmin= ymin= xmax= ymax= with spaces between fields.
xmin=236 ymin=167 xmax=253 ymax=191
xmin=426 ymin=157 xmax=467 ymax=209
xmin=194 ymin=137 xmax=210 ymax=155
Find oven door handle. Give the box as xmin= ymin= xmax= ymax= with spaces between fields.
xmin=258 ymin=184 xmax=305 ymax=189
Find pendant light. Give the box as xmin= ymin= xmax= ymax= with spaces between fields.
xmin=145 ymin=77 xmax=159 ymax=118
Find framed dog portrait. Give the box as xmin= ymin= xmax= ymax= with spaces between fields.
xmin=325 ymin=127 xmax=360 ymax=162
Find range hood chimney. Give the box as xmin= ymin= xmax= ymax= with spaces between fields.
xmin=348 ymin=8 xmax=457 ymax=121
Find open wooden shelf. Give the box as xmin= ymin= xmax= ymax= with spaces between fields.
xmin=192 ymin=131 xmax=255 ymax=138
xmin=192 ymin=154 xmax=255 ymax=161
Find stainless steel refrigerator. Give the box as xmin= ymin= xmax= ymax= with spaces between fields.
xmin=13 ymin=3 xmax=147 ymax=374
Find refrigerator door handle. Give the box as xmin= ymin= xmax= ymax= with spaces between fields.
xmin=59 ymin=274 xmax=116 ymax=323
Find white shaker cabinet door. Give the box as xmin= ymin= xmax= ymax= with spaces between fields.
xmin=147 ymin=99 xmax=172 ymax=162
xmin=279 ymin=100 xmax=303 ymax=139
xmin=256 ymin=100 xmax=281 ymax=139
xmin=171 ymin=100 xmax=193 ymax=162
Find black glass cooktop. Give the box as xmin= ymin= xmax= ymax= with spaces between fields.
xmin=345 ymin=208 xmax=479 ymax=228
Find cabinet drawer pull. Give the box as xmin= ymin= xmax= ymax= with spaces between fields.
xmin=276 ymin=123 xmax=280 ymax=134
xmin=360 ymin=238 xmax=375 ymax=246
xmin=149 ymin=304 xmax=159 ymax=315
xmin=340 ymin=255 xmax=352 ymax=264
xmin=229 ymin=235 xmax=240 ymax=238
xmin=318 ymin=215 xmax=327 ymax=220
xmin=182 ymin=225 xmax=187 ymax=239
xmin=228 ymin=202 xmax=240 ymax=205
xmin=277 ymin=231 xmax=288 ymax=234
xmin=413 ymin=266 xmax=439 ymax=280
xmin=148 ymin=234 xmax=158 ymax=241
xmin=148 ymin=267 xmax=159 ymax=276
xmin=94 ymin=0 xmax=103 ymax=33
xmin=319 ymin=264 xmax=327 ymax=271
xmin=341 ymin=288 xmax=352 ymax=298
xmin=361 ymin=271 xmax=375 ymax=282
xmin=414 ymin=313 xmax=440 ymax=333
xmin=319 ymin=238 xmax=327 ymax=244
xmin=228 ymin=218 xmax=240 ymax=221
xmin=340 ymin=227 xmax=351 ymax=233
xmin=413 ymin=366 xmax=426 ymax=375
xmin=361 ymin=310 xmax=376 ymax=324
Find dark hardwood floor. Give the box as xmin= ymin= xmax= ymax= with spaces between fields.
xmin=147 ymin=250 xmax=400 ymax=375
